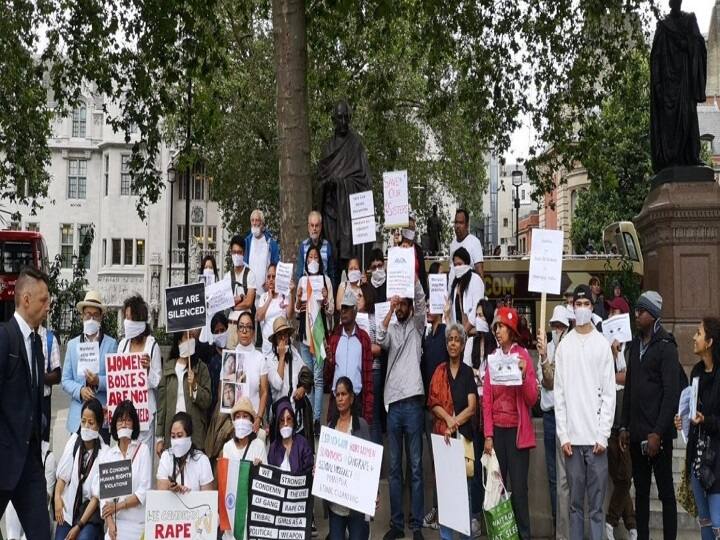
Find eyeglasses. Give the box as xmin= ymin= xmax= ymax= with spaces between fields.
xmin=238 ymin=324 xmax=254 ymax=333
xmin=82 ymin=313 xmax=102 ymax=321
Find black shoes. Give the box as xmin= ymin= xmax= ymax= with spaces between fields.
xmin=383 ymin=527 xmax=405 ymax=540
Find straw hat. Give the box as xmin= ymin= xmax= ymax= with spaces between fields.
xmin=230 ymin=396 xmax=256 ymax=419
xmin=76 ymin=290 xmax=107 ymax=314
xmin=269 ymin=316 xmax=294 ymax=344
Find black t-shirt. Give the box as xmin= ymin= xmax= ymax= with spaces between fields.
xmin=447 ymin=362 xmax=477 ymax=440
xmin=698 ymin=370 xmax=714 ymax=415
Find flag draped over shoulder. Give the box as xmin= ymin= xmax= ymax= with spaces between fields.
xmin=217 ymin=458 xmax=251 ymax=539
xmin=306 ymin=278 xmax=326 ymax=367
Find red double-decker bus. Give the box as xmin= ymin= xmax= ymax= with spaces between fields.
xmin=0 ymin=231 xmax=49 ymax=321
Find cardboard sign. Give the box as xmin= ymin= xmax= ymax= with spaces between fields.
xmin=383 ymin=170 xmax=409 ymax=228
xmin=487 ymin=350 xmax=523 ymax=386
xmin=77 ymin=341 xmax=100 ymax=375
xmin=313 ymin=426 xmax=383 ymax=516
xmin=247 ymin=464 xmax=312 ymax=540
xmin=105 ymin=353 xmax=150 ymax=430
xmin=431 ymin=435 xmax=471 ymax=536
xmin=601 ymin=313 xmax=633 ymax=344
xmin=428 ymin=274 xmax=448 ymax=315
xmin=528 ymin=228 xmax=565 ymax=295
xmin=145 ymin=490 xmax=218 ymax=540
xmin=206 ymin=278 xmax=235 ymax=316
xmin=350 ymin=191 xmax=377 ymax=245
xmin=166 ymin=283 xmax=206 ymax=332
xmin=99 ymin=459 xmax=133 ymax=500
xmin=386 ymin=247 xmax=415 ymax=299
xmin=275 ymin=262 xmax=293 ymax=297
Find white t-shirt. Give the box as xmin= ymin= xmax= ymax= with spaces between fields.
xmin=266 ymin=346 xmax=303 ymax=404
xmin=449 ymin=233 xmax=484 ymax=268
xmin=259 ymin=292 xmax=291 ymax=354
xmin=175 ymin=362 xmax=187 ymax=414
xmin=56 ymin=433 xmax=107 ymax=525
xmin=41 ymin=326 xmax=61 ymax=396
xmin=221 ymin=438 xmax=267 ymax=464
xmin=249 ymin=235 xmax=270 ymax=305
xmin=235 ymin=344 xmax=269 ymax=414
xmin=156 ymin=450 xmax=213 ymax=491
xmin=225 ymin=267 xmax=258 ymax=298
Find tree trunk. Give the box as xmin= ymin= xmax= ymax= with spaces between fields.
xmin=272 ymin=0 xmax=312 ymax=263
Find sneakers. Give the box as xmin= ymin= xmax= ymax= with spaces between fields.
xmin=422 ymin=508 xmax=438 ymax=530
xmin=628 ymin=529 xmax=638 ymax=540
xmin=471 ymin=517 xmax=482 ymax=538
xmin=605 ymin=523 xmax=615 ymax=540
xmin=412 ymin=530 xmax=424 ymax=540
xmin=383 ymin=527 xmax=405 ymax=540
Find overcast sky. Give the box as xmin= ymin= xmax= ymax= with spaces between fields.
xmin=506 ymin=0 xmax=716 ymax=162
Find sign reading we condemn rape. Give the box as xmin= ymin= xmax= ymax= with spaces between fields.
xmin=105 ymin=353 xmax=150 ymax=430
xmin=145 ymin=490 xmax=218 ymax=540
xmin=312 ymin=426 xmax=383 ymax=516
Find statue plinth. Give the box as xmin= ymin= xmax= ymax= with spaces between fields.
xmin=650 ymin=165 xmax=715 ymax=189
xmin=634 ymin=175 xmax=720 ymax=365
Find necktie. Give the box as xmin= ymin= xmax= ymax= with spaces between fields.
xmin=31 ymin=332 xmax=44 ymax=389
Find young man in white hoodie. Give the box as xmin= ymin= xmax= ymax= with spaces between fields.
xmin=554 ymin=284 xmax=616 ymax=540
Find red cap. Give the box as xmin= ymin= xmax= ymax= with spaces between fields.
xmin=606 ymin=296 xmax=630 ymax=314
xmin=493 ymin=306 xmax=519 ymax=335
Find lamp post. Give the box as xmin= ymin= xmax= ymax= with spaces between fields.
xmin=167 ymin=163 xmax=177 ymax=287
xmin=512 ymin=167 xmax=523 ymax=254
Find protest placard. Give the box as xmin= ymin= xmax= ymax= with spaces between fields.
xmin=431 ymin=435 xmax=471 ymax=536
xmin=528 ymin=229 xmax=564 ymax=295
xmin=601 ymin=313 xmax=633 ymax=344
xmin=355 ymin=312 xmax=370 ymax=335
xmin=350 ymin=191 xmax=377 ymax=245
xmin=247 ymin=464 xmax=313 ymax=540
xmin=428 ymin=274 xmax=448 ymax=315
xmin=77 ymin=341 xmax=100 ymax=376
xmin=275 ymin=262 xmax=293 ymax=297
xmin=313 ymin=426 xmax=383 ymax=516
xmin=351 ymin=216 xmax=376 ymax=246
xmin=487 ymin=350 xmax=523 ymax=386
xmin=383 ymin=170 xmax=409 ymax=228
xmin=145 ymin=490 xmax=218 ymax=540
xmin=99 ymin=459 xmax=133 ymax=500
xmin=166 ymin=283 xmax=206 ymax=332
xmin=105 ymin=353 xmax=150 ymax=430
xmin=308 ymin=276 xmax=325 ymax=303
xmin=386 ymin=247 xmax=415 ymax=299
xmin=206 ymin=278 xmax=234 ymax=316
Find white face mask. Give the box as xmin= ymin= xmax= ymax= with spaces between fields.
xmin=232 ymin=254 xmax=244 ymax=267
xmin=179 ymin=338 xmax=196 ymax=358
xmin=203 ymin=268 xmax=215 ymax=278
xmin=213 ymin=331 xmax=228 ymax=349
xmin=475 ymin=318 xmax=490 ymax=333
xmin=234 ymin=418 xmax=254 ymax=439
xmin=307 ymin=261 xmax=320 ymax=275
xmin=280 ymin=426 xmax=294 ymax=439
xmin=117 ymin=427 xmax=133 ymax=440
xmin=251 ymin=226 xmax=262 ymax=238
xmin=454 ymin=264 xmax=470 ymax=278
xmin=124 ymin=320 xmax=146 ymax=340
xmin=371 ymin=268 xmax=386 ymax=286
xmin=80 ymin=427 xmax=99 ymax=442
xmin=348 ymin=270 xmax=362 ymax=283
xmin=83 ymin=319 xmax=100 ymax=336
xmin=170 ymin=436 xmax=192 ymax=457
xmin=551 ymin=329 xmax=564 ymax=345
xmin=574 ymin=306 xmax=593 ymax=326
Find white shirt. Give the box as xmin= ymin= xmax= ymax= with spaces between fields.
xmin=118 ymin=336 xmax=162 ymax=418
xmin=249 ymin=235 xmax=270 ymax=305
xmin=449 ymin=233 xmax=484 ymax=268
xmin=41 ymin=326 xmax=61 ymax=396
xmin=224 ymin=267 xmax=258 ymax=298
xmin=266 ymin=346 xmax=303 ymax=404
xmin=56 ymin=433 xmax=107 ymax=525
xmin=157 ymin=450 xmax=213 ymax=491
xmin=174 ymin=362 xmax=187 ymax=413
xmin=13 ymin=312 xmax=34 ymax=378
xmin=259 ymin=292 xmax=291 ymax=355
xmin=447 ymin=272 xmax=485 ymax=366
xmin=235 ymin=343 xmax=268 ymax=414
xmin=221 ymin=438 xmax=267 ymax=464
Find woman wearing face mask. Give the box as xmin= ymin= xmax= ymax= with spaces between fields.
xmin=367 ymin=249 xmax=387 ymax=303
xmin=482 ymin=307 xmax=538 ymax=540
xmin=204 ymin=312 xmax=229 ymax=417
xmin=199 ymin=254 xmax=219 ymax=285
xmin=157 ymin=412 xmax=214 ymax=493
xmin=296 ymin=244 xmax=334 ymax=432
xmin=335 ymin=257 xmax=363 ymax=312
xmin=446 ymin=247 xmax=485 ymax=367
xmin=220 ymin=397 xmax=267 ymax=465
xmin=155 ymin=331 xmax=211 ymax=458
xmin=257 ymin=263 xmax=295 ymax=355
xmin=267 ymin=397 xmax=314 ymax=473
xmin=54 ymin=398 xmax=107 ymax=540
xmin=95 ymin=401 xmax=150 ymax=540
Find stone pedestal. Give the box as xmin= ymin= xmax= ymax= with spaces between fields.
xmin=634 ymin=179 xmax=720 ymax=366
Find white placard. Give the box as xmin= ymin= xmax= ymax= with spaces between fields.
xmin=312 ymin=427 xmax=383 ymax=516
xmin=349 ymin=191 xmax=375 ymax=219
xmin=386 ymin=247 xmax=415 ymax=298
xmin=487 ymin=350 xmax=523 ymax=386
xmin=205 ymin=278 xmax=235 ymax=315
xmin=428 ymin=274 xmax=448 ymax=315
xmin=144 ymin=490 xmax=218 ymax=540
xmin=275 ymin=262 xmax=293 ymax=296
xmin=77 ymin=341 xmax=100 ymax=375
xmin=383 ymin=170 xmax=409 ymax=228
xmin=431 ymin=435 xmax=471 ymax=536
xmin=355 ymin=312 xmax=370 ymax=335
xmin=351 ymin=215 xmax=377 ymax=245
xmin=690 ymin=376 xmax=699 ymax=421
xmin=528 ymin=228 xmax=565 ymax=294
xmin=308 ymin=276 xmax=325 ymax=302
xmin=678 ymin=385 xmax=693 ymax=443
xmin=602 ymin=313 xmax=633 ymax=344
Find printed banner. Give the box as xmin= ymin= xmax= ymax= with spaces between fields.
xmin=99 ymin=459 xmax=133 ymax=500
xmin=105 ymin=353 xmax=150 ymax=430
xmin=166 ymin=282 xmax=207 ymax=332
xmin=145 ymin=490 xmax=218 ymax=540
xmin=77 ymin=341 xmax=100 ymax=376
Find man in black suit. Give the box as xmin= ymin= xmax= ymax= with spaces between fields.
xmin=0 ymin=267 xmax=51 ymax=539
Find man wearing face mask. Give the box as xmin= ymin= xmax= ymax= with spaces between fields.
xmin=554 ymin=285 xmax=616 ymax=540
xmin=226 ymin=234 xmax=257 ymax=314
xmin=244 ymin=209 xmax=281 ymax=309
xmin=295 ymin=210 xmax=336 ymax=287
xmin=62 ymin=290 xmax=118 ymax=443
xmin=366 ymin=248 xmax=387 ymax=303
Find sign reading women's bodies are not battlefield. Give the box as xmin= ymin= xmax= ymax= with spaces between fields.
xmin=105 ymin=353 xmax=150 ymax=430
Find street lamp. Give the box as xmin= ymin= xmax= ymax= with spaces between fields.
xmin=511 ymin=166 xmax=523 ymax=254
xmin=167 ymin=162 xmax=177 ymax=287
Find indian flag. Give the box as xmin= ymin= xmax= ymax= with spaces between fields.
xmin=306 ymin=277 xmax=326 ymax=367
xmin=217 ymin=458 xmax=251 ymax=540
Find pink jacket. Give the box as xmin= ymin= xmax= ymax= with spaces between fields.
xmin=483 ymin=343 xmax=538 ymax=450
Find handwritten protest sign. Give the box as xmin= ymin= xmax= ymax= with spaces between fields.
xmin=275 ymin=262 xmax=293 ymax=297
xmin=145 ymin=490 xmax=218 ymax=540
xmin=313 ymin=426 xmax=383 ymax=516
xmin=355 ymin=312 xmax=370 ymax=335
xmin=99 ymin=459 xmax=132 ymax=500
xmin=206 ymin=278 xmax=234 ymax=316
xmin=428 ymin=274 xmax=448 ymax=315
xmin=166 ymin=283 xmax=206 ymax=332
xmin=431 ymin=435 xmax=471 ymax=536
xmin=349 ymin=191 xmax=377 ymax=245
xmin=487 ymin=350 xmax=523 ymax=386
xmin=382 ymin=170 xmax=409 ymax=228
xmin=105 ymin=353 xmax=150 ymax=430
xmin=247 ymin=464 xmax=312 ymax=540
xmin=601 ymin=313 xmax=633 ymax=344
xmin=308 ymin=276 xmax=325 ymax=303
xmin=386 ymin=247 xmax=415 ymax=299
xmin=77 ymin=341 xmax=100 ymax=375
xmin=528 ymin=229 xmax=564 ymax=295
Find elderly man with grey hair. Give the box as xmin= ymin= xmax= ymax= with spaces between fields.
xmin=244 ymin=209 xmax=281 ymax=308
xmin=294 ymin=210 xmax=336 ymax=286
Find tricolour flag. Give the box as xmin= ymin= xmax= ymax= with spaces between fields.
xmin=306 ymin=277 xmax=326 ymax=367
xmin=217 ymin=457 xmax=251 ymax=539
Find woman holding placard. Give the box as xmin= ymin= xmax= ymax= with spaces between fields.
xmin=335 ymin=257 xmax=363 ymax=312
xmin=482 ymin=307 xmax=537 ymax=540
xmin=95 ymin=400 xmax=150 ymax=540
xmin=156 ymin=412 xmax=214 ymax=493
xmin=446 ymin=248 xmax=485 ymax=368
xmin=257 ymin=263 xmax=295 ymax=355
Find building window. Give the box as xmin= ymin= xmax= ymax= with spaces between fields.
xmin=192 ymin=225 xmax=203 ymax=247
xmin=207 ymin=225 xmax=217 ymax=249
xmin=192 ymin=173 xmax=205 ymax=200
xmin=177 ymin=225 xmax=186 ymax=247
xmin=503 ymin=218 xmax=508 ymax=227
xmin=136 ymin=239 xmax=145 ymax=265
xmin=79 ymin=225 xmax=92 ymax=270
xmin=124 ymin=239 xmax=133 ymax=265
xmin=60 ymin=224 xmax=74 ymax=268
xmin=521 ymin=189 xmax=526 ymax=200
xmin=104 ymin=155 xmax=109 ymax=196
xmin=72 ymin=103 xmax=87 ymax=138
xmin=570 ymin=190 xmax=578 ymax=221
xmin=102 ymin=239 xmax=107 ymax=266
xmin=120 ymin=155 xmax=133 ymax=195
xmin=67 ymin=160 xmax=87 ymax=199
xmin=26 ymin=223 xmax=39 ymax=232
xmin=112 ymin=239 xmax=121 ymax=265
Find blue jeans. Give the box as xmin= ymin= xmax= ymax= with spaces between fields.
xmin=370 ymin=368 xmax=385 ymax=445
xmin=439 ymin=479 xmax=473 ymax=540
xmin=387 ymin=398 xmax=424 ymax=531
xmin=328 ymin=508 xmax=370 ymax=540
xmin=691 ymin=471 xmax=720 ymax=540
xmin=543 ymin=411 xmax=557 ymax=519
xmin=299 ymin=342 xmax=323 ymax=422
xmin=55 ymin=522 xmax=102 ymax=540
